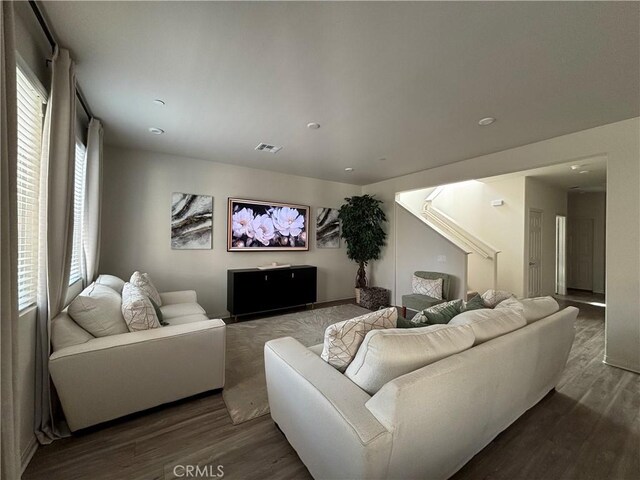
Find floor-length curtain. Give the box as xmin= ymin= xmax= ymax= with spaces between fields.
xmin=34 ymin=47 xmax=76 ymax=444
xmin=0 ymin=3 xmax=22 ymax=477
xmin=82 ymin=118 xmax=103 ymax=285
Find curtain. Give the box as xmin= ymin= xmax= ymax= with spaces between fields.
xmin=0 ymin=3 xmax=21 ymax=478
xmin=34 ymin=47 xmax=76 ymax=444
xmin=82 ymin=118 xmax=103 ymax=285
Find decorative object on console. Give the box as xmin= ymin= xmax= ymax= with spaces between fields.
xmin=227 ymin=198 xmax=309 ymax=251
xmin=227 ymin=265 xmax=317 ymax=318
xmin=316 ymin=207 xmax=340 ymax=248
xmin=257 ymin=262 xmax=291 ymax=270
xmin=171 ymin=192 xmax=213 ymax=249
xmin=338 ymin=195 xmax=387 ymax=300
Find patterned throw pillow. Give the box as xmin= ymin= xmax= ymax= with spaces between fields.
xmin=121 ymin=283 xmax=161 ymax=332
xmin=321 ymin=307 xmax=398 ymax=371
xmin=481 ymin=289 xmax=513 ymax=308
xmin=412 ymin=276 xmax=443 ymax=299
xmin=130 ymin=271 xmax=162 ymax=306
xmin=411 ymin=299 xmax=464 ymax=325
xmin=462 ymin=294 xmax=485 ymax=312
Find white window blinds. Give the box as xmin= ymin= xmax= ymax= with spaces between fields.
xmin=16 ymin=67 xmax=45 ymax=310
xmin=69 ymin=141 xmax=87 ymax=285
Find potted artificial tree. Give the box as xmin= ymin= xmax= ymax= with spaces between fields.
xmin=338 ymin=194 xmax=387 ymax=304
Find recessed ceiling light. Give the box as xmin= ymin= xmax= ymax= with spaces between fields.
xmin=153 ymin=99 xmax=165 ymax=106
xmin=478 ymin=117 xmax=496 ymax=126
xmin=579 ymin=170 xmax=590 ymax=174
xmin=570 ymin=164 xmax=582 ymax=170
xmin=148 ymin=127 xmax=165 ymax=135
xmin=344 ymin=167 xmax=354 ymax=172
xmin=306 ymin=122 xmax=321 ymax=130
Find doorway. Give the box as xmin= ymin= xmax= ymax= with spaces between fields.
xmin=555 ymin=215 xmax=567 ymax=295
xmin=567 ymin=218 xmax=594 ymax=291
xmin=528 ymin=208 xmax=543 ymax=297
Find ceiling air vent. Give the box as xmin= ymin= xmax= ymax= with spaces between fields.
xmin=255 ymin=143 xmax=283 ymax=153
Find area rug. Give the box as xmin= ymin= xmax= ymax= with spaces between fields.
xmin=222 ymin=303 xmax=369 ymax=425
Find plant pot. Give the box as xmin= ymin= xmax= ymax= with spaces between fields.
xmin=355 ymin=288 xmax=361 ymax=304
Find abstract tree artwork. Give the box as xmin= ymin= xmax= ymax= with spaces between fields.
xmin=316 ymin=207 xmax=340 ymax=248
xmin=171 ymin=193 xmax=213 ymax=249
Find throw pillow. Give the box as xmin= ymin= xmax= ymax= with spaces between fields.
xmin=95 ymin=274 xmax=126 ymax=294
xmin=462 ymin=294 xmax=485 ymax=312
xmin=130 ymin=271 xmax=162 ymax=306
xmin=412 ymin=275 xmax=443 ymax=299
xmin=411 ymin=299 xmax=464 ymax=325
xmin=345 ymin=324 xmax=475 ymax=394
xmin=449 ymin=308 xmax=526 ymax=345
xmin=68 ymin=283 xmax=129 ymax=337
xmin=321 ymin=307 xmax=398 ymax=371
xmin=121 ymin=283 xmax=162 ymax=332
xmin=481 ymin=289 xmax=513 ymax=308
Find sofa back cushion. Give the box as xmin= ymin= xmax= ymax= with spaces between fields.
xmin=67 ymin=283 xmax=129 ymax=337
xmin=95 ymin=274 xmax=126 ymax=294
xmin=321 ymin=307 xmax=397 ymax=372
xmin=51 ymin=311 xmax=95 ymax=351
xmin=121 ymin=282 xmax=162 ymax=332
xmin=345 ymin=324 xmax=474 ymax=394
xmin=449 ymin=308 xmax=526 ymax=345
xmin=130 ymin=271 xmax=162 ymax=306
xmin=496 ymin=296 xmax=560 ymax=324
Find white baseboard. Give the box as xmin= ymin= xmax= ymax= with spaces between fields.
xmin=603 ymin=355 xmax=640 ymax=374
xmin=21 ymin=435 xmax=38 ymax=474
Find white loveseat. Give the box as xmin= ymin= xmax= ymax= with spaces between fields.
xmin=50 ymin=275 xmax=226 ymax=431
xmin=265 ymin=304 xmax=578 ymax=480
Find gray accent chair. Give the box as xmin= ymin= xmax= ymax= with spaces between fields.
xmin=402 ymin=271 xmax=452 ymax=313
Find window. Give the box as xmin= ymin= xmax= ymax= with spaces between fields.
xmin=69 ymin=141 xmax=86 ymax=285
xmin=16 ymin=66 xmax=45 ymax=310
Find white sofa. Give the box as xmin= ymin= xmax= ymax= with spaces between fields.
xmin=50 ymin=275 xmax=226 ymax=431
xmin=265 ymin=305 xmax=578 ymax=480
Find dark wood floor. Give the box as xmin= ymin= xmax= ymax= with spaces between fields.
xmin=24 ymin=301 xmax=639 ymax=480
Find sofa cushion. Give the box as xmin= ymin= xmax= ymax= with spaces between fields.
xmin=345 ymin=324 xmax=475 ymax=394
xmin=496 ymin=296 xmax=560 ymax=324
xmin=121 ymin=283 xmax=162 ymax=332
xmin=321 ymin=307 xmax=398 ymax=372
xmin=95 ymin=274 xmax=126 ymax=294
xmin=164 ymin=313 xmax=210 ymax=326
xmin=130 ymin=271 xmax=162 ymax=306
xmin=449 ymin=308 xmax=526 ymax=345
xmin=159 ymin=302 xmax=206 ymax=320
xmin=51 ymin=311 xmax=95 ymax=351
xmin=412 ymin=275 xmax=443 ymax=299
xmin=308 ymin=343 xmax=323 ymax=356
xmin=68 ymin=283 xmax=129 ymax=337
xmin=411 ymin=299 xmax=464 ymax=325
xmin=480 ymin=289 xmax=514 ymax=308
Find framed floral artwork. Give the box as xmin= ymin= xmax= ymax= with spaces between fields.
xmin=227 ymin=198 xmax=310 ymax=251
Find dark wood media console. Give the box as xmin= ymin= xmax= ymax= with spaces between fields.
xmin=227 ymin=265 xmax=317 ymax=318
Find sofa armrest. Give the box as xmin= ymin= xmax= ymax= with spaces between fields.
xmin=159 ymin=290 xmax=197 ymax=305
xmin=50 ymin=319 xmax=225 ymax=431
xmin=265 ymin=337 xmax=392 ymax=479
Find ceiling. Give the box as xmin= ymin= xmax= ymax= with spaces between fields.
xmin=484 ymin=156 xmax=607 ymax=193
xmin=40 ymin=1 xmax=639 ymax=185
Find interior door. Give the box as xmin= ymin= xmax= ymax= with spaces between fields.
xmin=528 ymin=209 xmax=543 ymax=297
xmin=568 ymin=218 xmax=594 ymax=290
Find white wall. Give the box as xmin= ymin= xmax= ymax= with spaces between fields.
xmin=567 ymin=192 xmax=606 ymax=294
xmin=15 ymin=0 xmax=51 ymax=467
xmin=363 ymin=118 xmax=640 ymax=373
xmin=524 ymin=177 xmax=568 ymax=296
xmin=395 ymin=205 xmax=468 ymax=303
xmin=100 ymin=146 xmax=361 ymax=317
xmin=429 ymin=178 xmax=526 ymax=296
